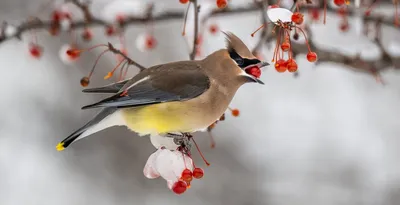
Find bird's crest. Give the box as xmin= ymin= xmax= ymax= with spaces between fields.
xmin=222 ymin=31 xmax=254 ymax=59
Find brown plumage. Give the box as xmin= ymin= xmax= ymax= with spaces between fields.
xmin=56 ymin=32 xmax=268 ymax=150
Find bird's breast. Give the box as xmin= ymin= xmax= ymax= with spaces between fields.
xmin=121 ymin=82 xmax=237 ymax=135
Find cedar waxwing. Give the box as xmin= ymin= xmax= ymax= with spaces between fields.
xmin=56 ymin=32 xmax=269 ymax=151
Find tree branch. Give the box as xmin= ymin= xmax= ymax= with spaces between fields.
xmin=190 ymin=0 xmax=199 ymax=60
xmin=0 ymin=0 xmax=398 ymax=76
xmin=67 ymin=0 xmax=92 ymax=22
xmin=106 ymin=42 xmax=146 ymax=71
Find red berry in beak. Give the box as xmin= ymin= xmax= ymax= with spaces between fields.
xmin=245 ymin=66 xmax=261 ymax=78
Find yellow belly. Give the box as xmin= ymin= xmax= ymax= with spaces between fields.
xmin=121 ymin=102 xmax=198 ymax=135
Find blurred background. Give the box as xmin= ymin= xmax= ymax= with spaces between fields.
xmin=1 ymin=0 xmax=400 ymax=204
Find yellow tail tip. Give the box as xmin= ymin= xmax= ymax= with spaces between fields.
xmin=56 ymin=142 xmax=65 ymax=151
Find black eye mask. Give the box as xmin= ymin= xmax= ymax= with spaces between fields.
xmin=228 ymin=49 xmax=261 ymax=69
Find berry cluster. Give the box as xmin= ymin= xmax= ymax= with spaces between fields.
xmin=252 ymin=7 xmax=318 ymax=73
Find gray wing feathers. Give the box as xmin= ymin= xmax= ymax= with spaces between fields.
xmin=81 ymin=61 xmax=210 ymax=109
xmin=82 ymin=79 xmax=129 ymax=93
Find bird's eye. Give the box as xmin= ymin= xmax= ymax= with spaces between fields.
xmin=229 ymin=49 xmax=244 ymax=66
xmin=235 ymin=58 xmax=244 ymax=65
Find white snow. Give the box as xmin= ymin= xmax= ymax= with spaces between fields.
xmin=143 ymin=148 xmax=193 ymax=189
xmin=267 ymin=8 xmax=293 ymax=24
xmin=101 ymin=0 xmax=147 ymax=24
xmin=135 ymin=33 xmax=148 ymax=52
xmin=150 ymin=134 xmax=180 ymax=150
xmin=4 ymin=25 xmax=17 ymax=37
xmin=387 ymin=41 xmax=400 ymax=57
xmin=60 ymin=19 xmax=71 ymax=31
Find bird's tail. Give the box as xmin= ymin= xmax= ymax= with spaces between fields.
xmin=56 ymin=107 xmax=125 ymax=151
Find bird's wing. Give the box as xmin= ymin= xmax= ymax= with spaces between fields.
xmin=81 ymin=62 xmax=210 ymax=109
xmin=82 ymin=79 xmax=129 ymax=93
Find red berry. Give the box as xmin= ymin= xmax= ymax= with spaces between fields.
xmin=275 ymin=59 xmax=287 ymax=73
xmin=216 ymin=0 xmax=227 ymax=9
xmin=105 ymin=25 xmax=115 ymax=36
xmin=306 ymin=52 xmax=318 ymax=62
xmin=145 ymin=35 xmax=157 ymax=50
xmin=246 ymin=66 xmax=261 ymax=78
xmin=309 ymin=9 xmax=320 ymax=21
xmin=172 ymin=180 xmax=187 ymax=194
xmin=291 ymin=12 xmax=304 ymax=25
xmin=116 ymin=14 xmax=125 ymax=25
xmin=209 ymin=24 xmax=219 ymax=35
xmin=193 ymin=168 xmax=204 ymax=179
xmin=231 ymin=109 xmax=240 ymax=117
xmin=29 ymin=44 xmax=43 ymax=59
xmin=179 ymin=0 xmax=189 ymax=3
xmin=51 ymin=10 xmax=62 ymax=22
xmin=286 ymin=59 xmax=298 ymax=72
xmin=280 ymin=42 xmax=290 ymax=52
xmin=339 ymin=21 xmax=349 ymax=32
xmin=81 ymin=29 xmax=92 ymax=41
xmin=181 ymin=169 xmax=193 ymax=182
xmin=334 ymin=0 xmax=345 ymax=6
xmin=66 ymin=47 xmax=81 ymax=60
xmin=80 ymin=77 xmax=90 ymax=87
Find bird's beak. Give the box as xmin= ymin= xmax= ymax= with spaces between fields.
xmin=258 ymin=61 xmax=270 ymax=68
xmin=248 ymin=75 xmax=265 ymax=84
xmin=242 ymin=61 xmax=269 ymax=85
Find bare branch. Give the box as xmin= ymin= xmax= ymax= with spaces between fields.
xmin=107 ymin=42 xmax=146 ymax=71
xmin=190 ymin=0 xmax=199 ymax=60
xmin=0 ymin=0 xmax=398 ymax=76
xmin=66 ymin=0 xmax=92 ymax=22
xmin=252 ymin=0 xmax=269 ymax=54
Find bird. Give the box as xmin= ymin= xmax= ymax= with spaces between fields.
xmin=56 ymin=32 xmax=269 ymax=151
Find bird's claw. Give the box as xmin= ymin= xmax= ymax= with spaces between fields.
xmin=166 ymin=133 xmax=192 ymax=151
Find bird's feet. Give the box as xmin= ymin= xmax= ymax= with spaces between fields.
xmin=166 ymin=132 xmax=192 ymax=152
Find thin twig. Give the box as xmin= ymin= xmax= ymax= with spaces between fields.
xmin=189 ymin=0 xmax=199 ymax=60
xmin=107 ymin=42 xmax=146 ymax=71
xmin=252 ymin=0 xmax=269 ymax=54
